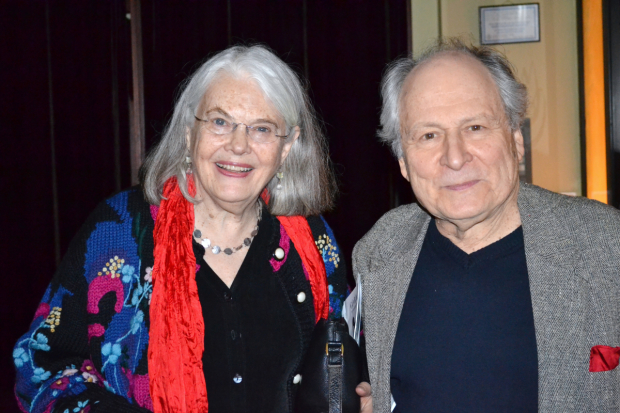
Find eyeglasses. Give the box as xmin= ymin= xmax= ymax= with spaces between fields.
xmin=194 ymin=115 xmax=289 ymax=144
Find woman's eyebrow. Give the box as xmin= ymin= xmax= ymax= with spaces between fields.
xmin=203 ymin=107 xmax=231 ymax=117
xmin=203 ymin=108 xmax=279 ymax=126
xmin=253 ymin=118 xmax=279 ymax=127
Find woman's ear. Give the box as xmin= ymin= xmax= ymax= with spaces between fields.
xmin=185 ymin=126 xmax=192 ymax=151
xmin=279 ymin=125 xmax=300 ymax=164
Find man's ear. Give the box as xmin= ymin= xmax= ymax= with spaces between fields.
xmin=398 ymin=157 xmax=410 ymax=182
xmin=512 ymin=128 xmax=525 ymax=162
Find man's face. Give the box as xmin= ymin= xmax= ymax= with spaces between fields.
xmin=398 ymin=53 xmax=524 ymax=228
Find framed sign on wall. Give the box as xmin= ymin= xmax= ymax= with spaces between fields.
xmin=480 ymin=3 xmax=540 ymax=45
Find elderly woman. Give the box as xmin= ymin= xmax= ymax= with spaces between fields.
xmin=14 ymin=45 xmax=349 ymax=413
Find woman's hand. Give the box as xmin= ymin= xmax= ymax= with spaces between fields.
xmin=356 ymin=382 xmax=373 ymax=413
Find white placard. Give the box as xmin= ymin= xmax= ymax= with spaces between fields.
xmin=341 ymin=286 xmax=355 ymax=336
xmin=480 ymin=4 xmax=540 ymax=45
xmin=342 ymin=281 xmax=363 ymax=344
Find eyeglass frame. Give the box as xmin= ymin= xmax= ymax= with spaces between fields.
xmin=193 ymin=115 xmax=290 ymax=142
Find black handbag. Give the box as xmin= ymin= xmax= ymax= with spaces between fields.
xmin=294 ymin=318 xmax=365 ymax=413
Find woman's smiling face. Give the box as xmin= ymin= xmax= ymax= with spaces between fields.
xmin=188 ymin=73 xmax=297 ymax=209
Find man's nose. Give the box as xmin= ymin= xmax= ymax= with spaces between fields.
xmin=440 ymin=132 xmax=473 ymax=170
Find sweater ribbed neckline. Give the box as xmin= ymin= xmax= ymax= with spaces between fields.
xmin=426 ymin=219 xmax=524 ymax=270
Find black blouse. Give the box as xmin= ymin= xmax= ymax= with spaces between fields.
xmin=193 ymin=207 xmax=325 ymax=413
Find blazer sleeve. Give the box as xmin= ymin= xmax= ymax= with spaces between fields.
xmin=307 ymin=215 xmax=349 ymax=320
xmin=13 ymin=197 xmax=151 ymax=413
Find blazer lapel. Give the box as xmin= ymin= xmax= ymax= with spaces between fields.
xmin=375 ymin=212 xmax=430 ymax=352
xmin=518 ymin=184 xmax=591 ymax=409
xmin=355 ymin=204 xmax=430 ymax=410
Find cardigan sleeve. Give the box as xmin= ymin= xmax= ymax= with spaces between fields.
xmin=307 ymin=215 xmax=349 ymax=320
xmin=13 ymin=192 xmax=152 ymax=413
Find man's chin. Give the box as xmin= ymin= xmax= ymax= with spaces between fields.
xmin=433 ymin=204 xmax=490 ymax=225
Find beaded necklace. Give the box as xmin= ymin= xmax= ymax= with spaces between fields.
xmin=193 ymin=201 xmax=262 ymax=255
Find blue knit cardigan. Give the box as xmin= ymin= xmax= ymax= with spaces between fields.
xmin=13 ymin=188 xmax=347 ymax=413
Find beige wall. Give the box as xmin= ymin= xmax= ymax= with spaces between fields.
xmin=411 ymin=0 xmax=582 ymax=195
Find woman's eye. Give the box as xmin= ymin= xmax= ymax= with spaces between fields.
xmin=422 ymin=132 xmax=435 ymax=140
xmin=254 ymin=125 xmax=272 ymax=134
xmin=213 ymin=118 xmax=228 ymax=126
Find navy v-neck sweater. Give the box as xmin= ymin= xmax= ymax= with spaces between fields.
xmin=391 ymin=220 xmax=538 ymax=412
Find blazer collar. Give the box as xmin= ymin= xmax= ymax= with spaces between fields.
xmin=518 ymin=183 xmax=580 ymax=270
xmin=368 ymin=182 xmax=580 ymax=273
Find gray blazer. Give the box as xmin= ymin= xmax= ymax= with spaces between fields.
xmin=353 ymin=183 xmax=620 ymax=412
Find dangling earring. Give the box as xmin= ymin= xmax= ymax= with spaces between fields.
xmin=276 ymin=171 xmax=284 ymax=190
xmin=185 ymin=156 xmax=192 ymax=173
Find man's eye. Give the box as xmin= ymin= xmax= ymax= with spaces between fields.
xmin=213 ymin=118 xmax=228 ymax=126
xmin=422 ymin=133 xmax=435 ymax=140
xmin=469 ymin=125 xmax=482 ymax=131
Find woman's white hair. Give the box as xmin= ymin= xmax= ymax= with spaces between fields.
xmin=379 ymin=37 xmax=529 ymax=158
xmin=141 ymin=45 xmax=336 ymax=216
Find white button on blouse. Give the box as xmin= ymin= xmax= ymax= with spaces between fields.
xmin=274 ymin=247 xmax=285 ymax=260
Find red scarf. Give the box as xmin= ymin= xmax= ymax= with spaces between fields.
xmin=149 ymin=177 xmax=329 ymax=413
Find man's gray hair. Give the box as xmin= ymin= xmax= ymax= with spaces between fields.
xmin=141 ymin=45 xmax=336 ymax=216
xmin=379 ymin=37 xmax=529 ymax=158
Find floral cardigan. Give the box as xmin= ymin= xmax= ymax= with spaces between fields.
xmin=13 ymin=188 xmax=347 ymax=413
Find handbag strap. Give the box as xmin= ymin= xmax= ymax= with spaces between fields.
xmin=327 ymin=341 xmax=344 ymax=413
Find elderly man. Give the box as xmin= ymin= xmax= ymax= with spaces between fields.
xmin=353 ymin=38 xmax=620 ymax=412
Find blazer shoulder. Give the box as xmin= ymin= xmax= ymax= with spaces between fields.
xmin=353 ymin=203 xmax=429 ymax=272
xmin=521 ymin=183 xmax=620 ymax=223
xmin=363 ymin=203 xmax=426 ymax=241
xmin=520 ymin=183 xmax=620 ymax=255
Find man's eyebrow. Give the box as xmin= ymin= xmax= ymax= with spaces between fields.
xmin=410 ymin=121 xmax=443 ymax=129
xmin=409 ymin=114 xmax=497 ymax=129
xmin=459 ymin=114 xmax=494 ymax=124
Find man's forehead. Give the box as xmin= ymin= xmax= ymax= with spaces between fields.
xmin=403 ymin=52 xmax=496 ymax=96
xmin=400 ymin=53 xmax=503 ymax=118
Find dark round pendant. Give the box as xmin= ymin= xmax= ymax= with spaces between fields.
xmin=243 ymin=238 xmax=252 ymax=246
xmin=193 ymin=229 xmax=202 ymax=238
xmin=224 ymin=248 xmax=233 ymax=255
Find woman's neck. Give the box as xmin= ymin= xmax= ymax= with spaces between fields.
xmin=193 ymin=195 xmax=260 ymax=246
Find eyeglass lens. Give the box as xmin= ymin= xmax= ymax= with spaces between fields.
xmin=196 ymin=115 xmax=286 ymax=143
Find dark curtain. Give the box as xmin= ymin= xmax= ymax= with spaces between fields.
xmin=1 ymin=2 xmax=132 ymax=410
xmin=0 ymin=1 xmax=409 ymax=410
